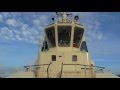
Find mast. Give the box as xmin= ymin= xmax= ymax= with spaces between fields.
xmin=56 ymin=12 xmax=72 ymax=23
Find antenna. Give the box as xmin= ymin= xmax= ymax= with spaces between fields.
xmin=56 ymin=12 xmax=72 ymax=23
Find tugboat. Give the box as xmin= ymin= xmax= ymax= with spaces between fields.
xmin=7 ymin=12 xmax=119 ymax=78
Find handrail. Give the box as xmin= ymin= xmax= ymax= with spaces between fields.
xmin=47 ymin=62 xmax=52 ymax=78
xmin=60 ymin=62 xmax=63 ymax=78
xmin=24 ymin=63 xmax=52 ymax=78
xmin=24 ymin=64 xmax=51 ymax=68
xmin=24 ymin=64 xmax=52 ymax=73
xmin=23 ymin=63 xmax=105 ymax=78
xmin=24 ymin=64 xmax=105 ymax=70
xmin=60 ymin=63 xmax=105 ymax=78
xmin=62 ymin=64 xmax=105 ymax=69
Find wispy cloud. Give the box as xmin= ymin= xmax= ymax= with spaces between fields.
xmin=71 ymin=12 xmax=103 ymax=42
xmin=6 ymin=19 xmax=18 ymax=27
xmin=0 ymin=14 xmax=3 ymax=22
xmin=0 ymin=12 xmax=47 ymax=45
xmin=0 ymin=12 xmax=103 ymax=46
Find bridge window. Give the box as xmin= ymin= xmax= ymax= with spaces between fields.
xmin=80 ymin=41 xmax=88 ymax=52
xmin=73 ymin=27 xmax=84 ymax=48
xmin=45 ymin=27 xmax=56 ymax=48
xmin=58 ymin=26 xmax=71 ymax=47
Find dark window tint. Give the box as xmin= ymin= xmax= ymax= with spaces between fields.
xmin=52 ymin=55 xmax=56 ymax=61
xmin=45 ymin=27 xmax=56 ymax=48
xmin=80 ymin=41 xmax=88 ymax=52
xmin=73 ymin=27 xmax=84 ymax=48
xmin=58 ymin=26 xmax=71 ymax=47
xmin=72 ymin=55 xmax=77 ymax=61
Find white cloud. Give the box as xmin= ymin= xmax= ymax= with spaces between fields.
xmin=15 ymin=35 xmax=22 ymax=41
xmin=21 ymin=30 xmax=30 ymax=36
xmin=72 ymin=12 xmax=95 ymax=17
xmin=33 ymin=19 xmax=40 ymax=26
xmin=0 ymin=27 xmax=15 ymax=40
xmin=2 ymin=12 xmax=11 ymax=18
xmin=33 ymin=14 xmax=49 ymax=29
xmin=82 ymin=18 xmax=102 ymax=41
xmin=21 ymin=24 xmax=29 ymax=30
xmin=0 ymin=12 xmax=103 ymax=46
xmin=70 ymin=12 xmax=103 ymax=42
xmin=6 ymin=19 xmax=17 ymax=27
xmin=0 ymin=14 xmax=3 ymax=22
xmin=0 ymin=27 xmax=9 ymax=35
xmin=97 ymin=32 xmax=103 ymax=40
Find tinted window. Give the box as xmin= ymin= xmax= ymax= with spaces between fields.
xmin=58 ymin=26 xmax=71 ymax=47
xmin=45 ymin=27 xmax=56 ymax=48
xmin=72 ymin=55 xmax=77 ymax=62
xmin=52 ymin=55 xmax=56 ymax=61
xmin=73 ymin=27 xmax=84 ymax=48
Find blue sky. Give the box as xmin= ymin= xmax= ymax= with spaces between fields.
xmin=0 ymin=12 xmax=120 ymax=73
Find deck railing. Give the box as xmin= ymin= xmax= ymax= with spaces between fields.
xmin=18 ymin=63 xmax=106 ymax=78
xmin=60 ymin=63 xmax=105 ymax=78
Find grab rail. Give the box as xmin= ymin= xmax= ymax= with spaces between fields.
xmin=22 ymin=63 xmax=105 ymax=78
xmin=47 ymin=62 xmax=52 ymax=78
xmin=60 ymin=63 xmax=105 ymax=78
xmin=60 ymin=62 xmax=63 ymax=78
